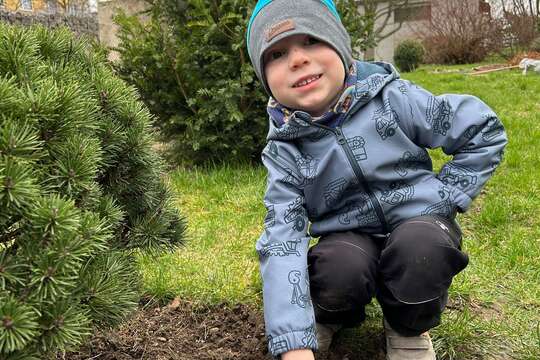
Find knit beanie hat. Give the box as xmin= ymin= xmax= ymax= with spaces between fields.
xmin=246 ymin=0 xmax=353 ymax=96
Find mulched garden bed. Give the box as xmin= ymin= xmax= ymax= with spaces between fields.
xmin=61 ymin=298 xmax=386 ymax=360
xmin=508 ymin=51 xmax=540 ymax=65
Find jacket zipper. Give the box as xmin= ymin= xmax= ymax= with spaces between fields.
xmin=334 ymin=127 xmax=389 ymax=233
xmin=304 ymin=113 xmax=389 ymax=233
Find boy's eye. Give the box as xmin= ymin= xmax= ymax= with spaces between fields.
xmin=305 ymin=37 xmax=320 ymax=45
xmin=270 ymin=51 xmax=284 ymax=60
xmin=266 ymin=50 xmax=284 ymax=62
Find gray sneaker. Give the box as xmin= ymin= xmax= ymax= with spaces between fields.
xmin=384 ymin=319 xmax=436 ymax=360
xmin=316 ymin=322 xmax=342 ymax=352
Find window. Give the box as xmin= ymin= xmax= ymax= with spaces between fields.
xmin=394 ymin=3 xmax=431 ymax=22
xmin=20 ymin=0 xmax=33 ymax=11
xmin=0 ymin=0 xmax=4 ymax=7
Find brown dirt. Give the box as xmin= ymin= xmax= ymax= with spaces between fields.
xmin=507 ymin=51 xmax=540 ymax=65
xmin=468 ymin=52 xmax=540 ymax=74
xmin=61 ymin=298 xmax=386 ymax=360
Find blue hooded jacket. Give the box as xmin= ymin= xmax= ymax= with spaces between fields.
xmin=256 ymin=61 xmax=507 ymax=357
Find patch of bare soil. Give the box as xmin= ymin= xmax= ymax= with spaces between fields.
xmin=469 ymin=52 xmax=540 ymax=74
xmin=61 ymin=298 xmax=385 ymax=360
xmin=508 ymin=51 xmax=540 ymax=66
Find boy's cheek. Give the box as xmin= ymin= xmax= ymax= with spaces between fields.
xmin=263 ymin=62 xmax=273 ymax=81
xmin=264 ymin=65 xmax=281 ymax=93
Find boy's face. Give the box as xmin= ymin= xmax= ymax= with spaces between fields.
xmin=263 ymin=34 xmax=345 ymax=117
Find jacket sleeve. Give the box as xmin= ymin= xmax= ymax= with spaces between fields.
xmin=391 ymin=80 xmax=508 ymax=212
xmin=256 ymin=141 xmax=317 ymax=358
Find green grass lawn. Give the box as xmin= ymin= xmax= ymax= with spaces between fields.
xmin=138 ymin=66 xmax=540 ymax=359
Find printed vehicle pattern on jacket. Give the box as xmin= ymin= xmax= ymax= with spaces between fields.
xmin=421 ymin=185 xmax=454 ymax=216
xmin=301 ymin=324 xmax=317 ymax=348
xmin=268 ymin=335 xmax=289 ymax=355
xmin=394 ymin=150 xmax=431 ymax=177
xmin=397 ymin=80 xmax=408 ymax=95
xmin=264 ymin=204 xmax=275 ymax=228
xmin=355 ymin=74 xmax=386 ymax=100
xmin=292 ymin=154 xmax=320 ymax=187
xmin=284 ymin=196 xmax=307 ymax=232
xmin=438 ymin=163 xmax=478 ymax=192
xmin=338 ymin=197 xmax=378 ymax=226
xmin=462 ymin=117 xmax=504 ymax=143
xmin=380 ymin=181 xmax=415 ymax=205
xmin=260 ymin=239 xmax=302 ymax=257
xmin=462 ymin=124 xmax=482 ymax=140
xmin=267 ymin=323 xmax=316 ymax=355
xmin=288 ymin=270 xmax=310 ymax=308
xmin=426 ymin=96 xmax=453 ymax=136
xmin=346 ymin=136 xmax=367 ymax=161
xmin=268 ymin=142 xmax=320 ymax=189
xmin=482 ymin=117 xmax=505 ymax=142
xmin=324 ymin=177 xmax=348 ymax=208
xmin=374 ymin=99 xmax=400 ymax=140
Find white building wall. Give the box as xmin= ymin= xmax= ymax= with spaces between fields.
xmin=358 ymin=0 xmax=483 ymax=63
xmin=357 ymin=0 xmax=430 ymax=63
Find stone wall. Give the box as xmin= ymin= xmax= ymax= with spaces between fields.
xmin=0 ymin=10 xmax=99 ymax=39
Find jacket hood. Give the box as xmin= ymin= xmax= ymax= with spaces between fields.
xmin=266 ymin=61 xmax=400 ymax=141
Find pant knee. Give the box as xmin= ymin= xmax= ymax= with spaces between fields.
xmin=308 ymin=232 xmax=378 ymax=311
xmin=380 ymin=216 xmax=468 ymax=304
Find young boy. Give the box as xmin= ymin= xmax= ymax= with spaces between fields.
xmin=246 ymin=1 xmax=507 ymax=359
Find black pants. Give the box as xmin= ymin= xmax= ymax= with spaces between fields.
xmin=307 ymin=215 xmax=469 ymax=336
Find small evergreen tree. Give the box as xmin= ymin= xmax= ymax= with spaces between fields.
xmin=0 ymin=24 xmax=185 ymax=358
xmin=114 ymin=0 xmax=268 ymax=165
xmin=394 ymin=39 xmax=425 ymax=72
xmin=336 ymin=0 xmax=378 ymax=55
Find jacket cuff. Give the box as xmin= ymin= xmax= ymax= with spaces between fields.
xmin=452 ymin=187 xmax=473 ymax=213
xmin=268 ymin=327 xmax=318 ymax=358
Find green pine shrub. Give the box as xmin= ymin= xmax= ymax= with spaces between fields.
xmin=0 ymin=24 xmax=185 ymax=358
xmin=394 ymin=40 xmax=425 ymax=72
xmin=113 ymin=0 xmax=268 ymax=165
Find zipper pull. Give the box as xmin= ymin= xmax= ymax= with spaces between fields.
xmin=335 ymin=128 xmax=346 ymax=144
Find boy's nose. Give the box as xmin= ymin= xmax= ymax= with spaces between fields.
xmin=288 ymin=47 xmax=310 ymax=69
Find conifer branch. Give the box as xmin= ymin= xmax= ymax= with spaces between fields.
xmin=0 ymin=23 xmax=185 ymax=357
xmin=172 ymin=64 xmax=197 ymax=116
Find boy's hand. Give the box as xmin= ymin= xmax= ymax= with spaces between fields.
xmin=281 ymin=349 xmax=315 ymax=360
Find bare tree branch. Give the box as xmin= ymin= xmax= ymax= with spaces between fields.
xmin=358 ymin=0 xmax=410 ymax=42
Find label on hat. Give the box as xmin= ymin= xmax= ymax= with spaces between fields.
xmin=266 ymin=19 xmax=295 ymax=42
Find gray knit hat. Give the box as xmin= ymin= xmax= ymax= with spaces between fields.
xmin=246 ymin=0 xmax=353 ymax=96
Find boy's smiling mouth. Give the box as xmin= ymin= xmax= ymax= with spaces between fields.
xmin=292 ymin=74 xmax=322 ymax=88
